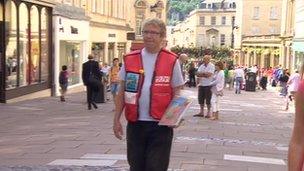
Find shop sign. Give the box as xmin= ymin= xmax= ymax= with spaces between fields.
xmin=127 ymin=32 xmax=135 ymax=40
xmin=108 ymin=34 xmax=116 ymax=38
xmin=71 ymin=26 xmax=78 ymax=34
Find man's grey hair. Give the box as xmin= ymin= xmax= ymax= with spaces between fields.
xmin=142 ymin=18 xmax=166 ymax=37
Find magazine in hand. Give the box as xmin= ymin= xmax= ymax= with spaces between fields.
xmin=158 ymin=96 xmax=192 ymax=127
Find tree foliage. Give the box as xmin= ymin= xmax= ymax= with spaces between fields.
xmin=168 ymin=0 xmax=201 ymax=25
xmin=171 ymin=46 xmax=233 ymax=62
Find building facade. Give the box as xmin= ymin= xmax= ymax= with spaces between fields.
xmin=0 ymin=0 xmax=54 ymax=102
xmin=167 ymin=0 xmax=236 ymax=49
xmin=293 ymin=0 xmax=304 ymax=71
xmin=52 ymin=1 xmax=90 ymax=96
xmin=280 ymin=0 xmax=295 ymax=71
xmin=234 ymin=0 xmax=283 ymax=68
xmin=130 ymin=0 xmax=167 ymax=51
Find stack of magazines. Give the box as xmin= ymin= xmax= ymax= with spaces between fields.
xmin=159 ymin=96 xmax=192 ymax=127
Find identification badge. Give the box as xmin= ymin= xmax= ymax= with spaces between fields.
xmin=125 ymin=72 xmax=140 ymax=92
xmin=124 ymin=92 xmax=137 ymax=104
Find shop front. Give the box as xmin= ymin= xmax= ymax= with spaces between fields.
xmin=90 ymin=23 xmax=131 ymax=64
xmin=293 ymin=41 xmax=304 ymax=71
xmin=0 ymin=0 xmax=54 ymax=102
xmin=53 ymin=4 xmax=89 ymax=96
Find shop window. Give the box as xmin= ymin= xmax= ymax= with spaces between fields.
xmin=274 ymin=54 xmax=280 ymax=67
xmin=108 ymin=43 xmax=115 ymax=63
xmin=60 ymin=41 xmax=81 ymax=86
xmin=30 ymin=6 xmax=40 ymax=84
xmin=5 ymin=0 xmax=17 ymax=89
xmin=295 ymin=52 xmax=304 ymax=71
xmin=117 ymin=43 xmax=126 ymax=61
xmin=0 ymin=2 xmax=3 ymax=74
xmin=41 ymin=8 xmax=49 ymax=83
xmin=19 ymin=3 xmax=29 ymax=87
xmin=91 ymin=42 xmax=105 ymax=62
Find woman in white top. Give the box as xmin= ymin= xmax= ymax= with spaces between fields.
xmin=210 ymin=61 xmax=225 ymax=120
xmin=285 ymin=70 xmax=301 ymax=110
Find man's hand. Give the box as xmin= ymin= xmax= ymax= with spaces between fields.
xmin=113 ymin=119 xmax=123 ymax=140
xmin=169 ymin=118 xmax=185 ymax=128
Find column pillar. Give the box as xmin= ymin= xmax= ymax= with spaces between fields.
xmin=270 ymin=50 xmax=274 ymax=67
xmin=104 ymin=42 xmax=109 ymax=64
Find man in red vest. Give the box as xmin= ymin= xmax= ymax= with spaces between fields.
xmin=113 ymin=18 xmax=184 ymax=171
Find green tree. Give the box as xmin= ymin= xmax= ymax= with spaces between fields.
xmin=168 ymin=0 xmax=201 ymax=25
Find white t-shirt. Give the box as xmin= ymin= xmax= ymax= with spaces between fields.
xmin=234 ymin=68 xmax=245 ymax=78
xmin=119 ymin=48 xmax=184 ymax=121
xmin=288 ymin=73 xmax=301 ymax=92
xmin=197 ymin=63 xmax=215 ymax=86
xmin=210 ymin=70 xmax=225 ymax=93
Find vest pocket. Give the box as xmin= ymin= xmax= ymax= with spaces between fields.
xmin=124 ymin=92 xmax=137 ymax=104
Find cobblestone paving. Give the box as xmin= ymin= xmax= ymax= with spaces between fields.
xmin=0 ymin=86 xmax=293 ymax=171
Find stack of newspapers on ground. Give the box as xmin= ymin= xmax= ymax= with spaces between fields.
xmin=159 ymin=96 xmax=192 ymax=127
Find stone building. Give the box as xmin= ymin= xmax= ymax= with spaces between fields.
xmin=167 ymin=0 xmax=236 ymax=49
xmin=234 ymin=0 xmax=284 ymax=69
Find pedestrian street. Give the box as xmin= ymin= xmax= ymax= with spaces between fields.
xmin=0 ymin=87 xmax=293 ymax=171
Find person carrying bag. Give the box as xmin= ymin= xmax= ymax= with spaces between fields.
xmin=82 ymin=55 xmax=102 ymax=110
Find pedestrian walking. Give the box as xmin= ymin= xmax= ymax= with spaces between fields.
xmin=188 ymin=62 xmax=196 ymax=87
xmin=193 ymin=55 xmax=215 ymax=118
xmin=59 ymin=65 xmax=68 ymax=102
xmin=285 ymin=70 xmax=301 ymax=110
xmin=234 ymin=66 xmax=245 ymax=94
xmin=82 ymin=54 xmax=102 ymax=110
xmin=179 ymin=53 xmax=188 ymax=81
xmin=228 ymin=66 xmax=235 ymax=90
xmin=259 ymin=72 xmax=268 ymax=90
xmin=108 ymin=58 xmax=120 ymax=110
xmin=113 ymin=18 xmax=184 ymax=171
xmin=210 ymin=61 xmax=225 ymax=120
xmin=288 ymin=64 xmax=304 ymax=171
xmin=279 ymin=69 xmax=290 ymax=96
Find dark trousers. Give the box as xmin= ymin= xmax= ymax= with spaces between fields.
xmin=86 ymin=85 xmax=97 ymax=108
xmin=127 ymin=121 xmax=173 ymax=171
xmin=198 ymin=86 xmax=212 ymax=105
xmin=189 ymin=74 xmax=196 ymax=87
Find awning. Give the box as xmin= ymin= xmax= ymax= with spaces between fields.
xmin=292 ymin=41 xmax=304 ymax=52
xmin=130 ymin=42 xmax=144 ymax=51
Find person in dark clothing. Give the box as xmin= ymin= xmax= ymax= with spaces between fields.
xmin=279 ymin=69 xmax=290 ymax=96
xmin=82 ymin=54 xmax=102 ymax=110
xmin=188 ymin=62 xmax=196 ymax=87
xmin=59 ymin=65 xmax=68 ymax=102
xmin=259 ymin=72 xmax=268 ymax=90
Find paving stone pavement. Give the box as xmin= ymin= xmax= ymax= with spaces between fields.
xmin=0 ymin=86 xmax=293 ymax=171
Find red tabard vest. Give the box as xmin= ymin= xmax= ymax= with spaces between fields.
xmin=123 ymin=48 xmax=177 ymax=122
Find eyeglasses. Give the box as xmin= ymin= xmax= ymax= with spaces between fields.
xmin=142 ymin=30 xmax=161 ymax=36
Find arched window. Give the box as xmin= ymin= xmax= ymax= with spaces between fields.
xmin=5 ymin=0 xmax=17 ymax=89
xmin=19 ymin=3 xmax=29 ymax=86
xmin=41 ymin=8 xmax=49 ymax=83
xmin=30 ymin=5 xmax=40 ymax=83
